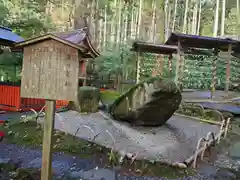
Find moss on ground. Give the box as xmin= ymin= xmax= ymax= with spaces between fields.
xmin=0 ymin=120 xmax=195 ymax=178
xmin=0 ymin=162 xmax=77 ymax=180
xmin=100 ymin=90 xmax=120 ymax=105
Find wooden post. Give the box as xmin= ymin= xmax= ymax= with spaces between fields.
xmin=211 ymin=50 xmax=218 ymax=99
xmin=175 ymin=40 xmax=182 ymax=88
xmin=83 ymin=60 xmax=88 ymax=86
xmin=168 ymin=54 xmax=173 ymax=75
xmin=41 ymin=100 xmax=56 ymax=180
xmin=159 ymin=55 xmax=164 ymax=76
xmin=136 ymin=51 xmax=141 ymax=84
xmin=225 ymin=44 xmax=232 ymax=94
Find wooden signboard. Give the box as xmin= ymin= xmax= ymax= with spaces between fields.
xmin=15 ymin=35 xmax=82 ymax=180
xmin=20 ymin=39 xmax=79 ymax=101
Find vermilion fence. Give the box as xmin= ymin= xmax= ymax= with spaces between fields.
xmin=0 ymin=82 xmax=68 ymax=111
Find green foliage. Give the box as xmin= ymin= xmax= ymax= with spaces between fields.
xmin=0 ymin=0 xmax=56 ymax=82
xmin=1 ymin=0 xmax=55 ymax=39
xmin=95 ymin=44 xmax=136 ymax=80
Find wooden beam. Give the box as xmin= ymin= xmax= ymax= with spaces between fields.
xmin=225 ymin=44 xmax=232 ymax=94
xmin=41 ymin=100 xmax=56 ymax=180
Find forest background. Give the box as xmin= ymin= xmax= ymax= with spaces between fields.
xmin=0 ymin=0 xmax=239 ymax=90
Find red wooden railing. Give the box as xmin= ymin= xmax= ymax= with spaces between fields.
xmin=0 ymin=83 xmax=68 ymax=111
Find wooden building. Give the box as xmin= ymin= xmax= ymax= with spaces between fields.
xmin=132 ymin=33 xmax=240 ymax=98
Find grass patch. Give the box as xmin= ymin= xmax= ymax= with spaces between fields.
xmin=0 ymin=120 xmax=196 ymax=178
xmin=0 ymin=121 xmax=106 ymax=158
xmin=100 ymin=90 xmax=120 ymax=105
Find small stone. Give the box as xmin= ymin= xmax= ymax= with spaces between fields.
xmin=71 ymin=168 xmax=116 ymax=180
xmin=126 ymin=153 xmax=133 ymax=158
xmin=8 ymin=131 xmax=13 ymax=135
xmin=177 ymin=163 xmax=187 ymax=169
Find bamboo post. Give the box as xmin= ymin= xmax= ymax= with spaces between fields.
xmin=136 ymin=51 xmax=141 ymax=84
xmin=211 ymin=50 xmax=218 ymax=99
xmin=225 ymin=44 xmax=232 ymax=94
xmin=41 ymin=100 xmax=56 ymax=180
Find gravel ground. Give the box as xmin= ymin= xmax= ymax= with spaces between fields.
xmin=42 ymin=110 xmax=220 ymax=164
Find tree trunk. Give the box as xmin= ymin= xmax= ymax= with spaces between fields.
xmin=123 ymin=1 xmax=128 ymax=44
xmin=151 ymin=0 xmax=157 ymax=42
xmin=237 ymin=0 xmax=240 ymax=36
xmin=166 ymin=2 xmax=172 ymax=40
xmin=89 ymin=0 xmax=96 ymax=40
xmin=172 ymin=0 xmax=178 ymax=32
xmin=116 ymin=0 xmax=122 ymax=47
xmin=196 ymin=0 xmax=202 ymax=35
xmin=111 ymin=0 xmax=117 ymax=46
xmin=98 ymin=9 xmax=103 ymax=51
xmin=103 ymin=4 xmax=107 ymax=50
xmin=126 ymin=1 xmax=133 ymax=39
xmin=94 ymin=0 xmax=99 ymax=49
xmin=183 ymin=0 xmax=189 ymax=33
xmin=220 ymin=0 xmax=226 ymax=36
xmin=164 ymin=0 xmax=169 ymax=41
xmin=136 ymin=0 xmax=143 ymax=39
xmin=158 ymin=0 xmax=165 ymax=42
xmin=191 ymin=0 xmax=198 ymax=35
xmin=213 ymin=0 xmax=220 ymax=37
xmin=130 ymin=3 xmax=136 ymax=39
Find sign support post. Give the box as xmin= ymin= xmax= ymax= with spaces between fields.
xmin=41 ymin=100 xmax=56 ymax=180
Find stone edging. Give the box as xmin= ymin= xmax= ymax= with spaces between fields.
xmin=174 ymin=113 xmax=222 ymax=125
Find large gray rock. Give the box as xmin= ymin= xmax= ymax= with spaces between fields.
xmin=109 ymin=77 xmax=182 ymax=126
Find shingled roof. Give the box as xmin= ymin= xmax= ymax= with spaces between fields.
xmin=13 ymin=28 xmax=100 ymax=58
xmin=51 ymin=28 xmax=100 ymax=58
xmin=166 ymin=33 xmax=240 ymax=52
